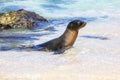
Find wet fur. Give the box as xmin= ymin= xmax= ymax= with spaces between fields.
xmin=33 ymin=20 xmax=86 ymax=54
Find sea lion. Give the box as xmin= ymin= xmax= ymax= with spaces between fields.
xmin=33 ymin=20 xmax=86 ymax=54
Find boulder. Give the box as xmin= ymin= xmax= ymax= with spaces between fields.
xmin=0 ymin=9 xmax=47 ymax=30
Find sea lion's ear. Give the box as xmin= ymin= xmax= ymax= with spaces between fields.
xmin=67 ymin=22 xmax=73 ymax=29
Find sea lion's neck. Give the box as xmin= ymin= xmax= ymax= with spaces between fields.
xmin=61 ymin=29 xmax=78 ymax=47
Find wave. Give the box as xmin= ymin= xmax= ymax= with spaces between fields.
xmin=0 ymin=0 xmax=120 ymax=19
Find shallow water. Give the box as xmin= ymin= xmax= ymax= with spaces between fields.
xmin=0 ymin=0 xmax=120 ymax=80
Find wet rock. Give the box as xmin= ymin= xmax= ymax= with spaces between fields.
xmin=0 ymin=9 xmax=47 ymax=30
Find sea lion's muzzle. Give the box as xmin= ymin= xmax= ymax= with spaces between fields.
xmin=78 ymin=21 xmax=86 ymax=30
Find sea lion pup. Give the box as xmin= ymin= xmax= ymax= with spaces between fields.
xmin=33 ymin=20 xmax=86 ymax=54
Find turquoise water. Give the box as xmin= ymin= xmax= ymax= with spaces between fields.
xmin=0 ymin=0 xmax=120 ymax=50
xmin=0 ymin=0 xmax=120 ymax=18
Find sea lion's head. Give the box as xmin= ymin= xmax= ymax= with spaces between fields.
xmin=67 ymin=20 xmax=86 ymax=31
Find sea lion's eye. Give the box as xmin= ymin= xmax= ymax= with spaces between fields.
xmin=77 ymin=21 xmax=81 ymax=25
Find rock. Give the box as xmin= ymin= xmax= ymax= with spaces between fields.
xmin=0 ymin=9 xmax=47 ymax=30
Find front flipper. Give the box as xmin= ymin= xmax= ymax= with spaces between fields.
xmin=54 ymin=49 xmax=66 ymax=54
xmin=54 ymin=46 xmax=72 ymax=54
